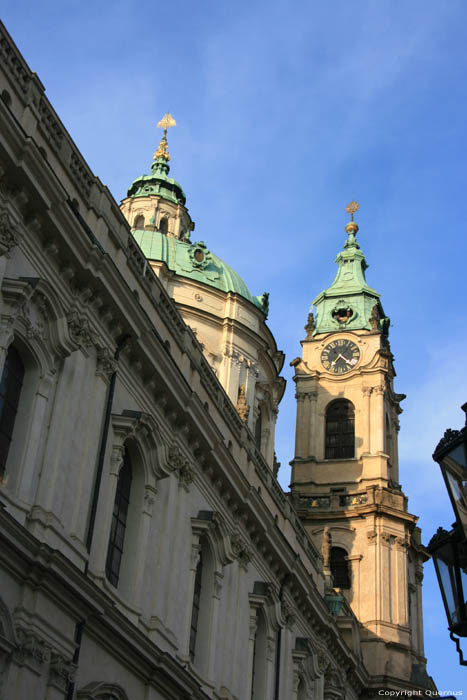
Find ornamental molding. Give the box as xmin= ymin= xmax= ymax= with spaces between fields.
xmin=0 ymin=277 xmax=79 ymax=359
xmin=111 ymin=411 xmax=171 ymax=481
xmin=191 ymin=511 xmax=235 ymax=569
xmin=77 ymin=682 xmax=130 ymax=700
xmin=187 ymin=241 xmax=213 ymax=271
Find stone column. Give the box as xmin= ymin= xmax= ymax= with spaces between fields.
xmin=395 ymin=537 xmax=409 ymax=625
xmin=294 ymin=391 xmax=307 ymax=458
xmin=207 ymin=571 xmax=224 ymax=680
xmin=371 ymin=385 xmax=385 ymax=454
xmin=362 ymin=387 xmax=372 ymax=454
xmin=415 ymin=566 xmax=425 ymax=657
xmin=307 ymin=390 xmax=318 ymax=459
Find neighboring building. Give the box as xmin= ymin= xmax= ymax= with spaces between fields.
xmin=0 ymin=20 xmax=433 ymax=700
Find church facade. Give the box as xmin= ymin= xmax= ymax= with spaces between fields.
xmin=0 ymin=20 xmax=433 ymax=700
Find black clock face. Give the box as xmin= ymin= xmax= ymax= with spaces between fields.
xmin=321 ymin=339 xmax=360 ymax=374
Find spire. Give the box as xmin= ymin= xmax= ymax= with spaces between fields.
xmin=153 ymin=113 xmax=176 ymax=162
xmin=125 ymin=113 xmax=187 ymax=206
xmin=310 ymin=202 xmax=388 ymax=335
xmin=344 ymin=200 xmax=360 ymax=249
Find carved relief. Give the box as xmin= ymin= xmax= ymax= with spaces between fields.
xmin=67 ymin=310 xmax=96 ymax=347
xmin=48 ymin=651 xmax=76 ymax=691
xmin=231 ymin=532 xmax=252 ymax=570
xmin=14 ymin=627 xmax=51 ymax=671
xmin=322 ymin=526 xmax=332 ymax=569
xmin=96 ymin=347 xmax=117 ymax=377
xmin=236 ymin=384 xmax=250 ymax=422
xmin=0 ymin=207 xmax=20 ymax=256
xmin=110 ymin=445 xmax=125 ymax=475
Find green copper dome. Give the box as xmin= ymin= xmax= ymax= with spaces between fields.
xmin=127 ymin=158 xmax=186 ymax=205
xmin=312 ymin=220 xmax=389 ymax=335
xmin=132 ymin=229 xmax=269 ymax=315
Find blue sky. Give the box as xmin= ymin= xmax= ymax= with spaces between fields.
xmin=3 ymin=0 xmax=467 ymax=689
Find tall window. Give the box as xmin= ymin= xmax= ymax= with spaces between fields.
xmin=0 ymin=346 xmax=25 ymax=477
xmin=330 ymin=546 xmax=350 ymax=589
xmin=189 ymin=550 xmax=203 ymax=661
xmin=105 ymin=451 xmax=133 ymax=587
xmin=159 ymin=217 xmax=168 ymax=234
xmin=133 ymin=215 xmax=145 ymax=230
xmin=325 ymin=399 xmax=354 ymax=459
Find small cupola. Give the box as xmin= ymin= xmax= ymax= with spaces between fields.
xmin=120 ymin=114 xmax=195 ymax=241
xmin=311 ymin=202 xmax=389 ymax=335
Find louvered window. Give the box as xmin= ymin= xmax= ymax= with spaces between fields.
xmin=330 ymin=546 xmax=351 ymax=589
xmin=325 ymin=399 xmax=355 ymax=459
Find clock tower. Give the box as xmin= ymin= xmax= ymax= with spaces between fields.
xmin=290 ymin=205 xmax=430 ymax=689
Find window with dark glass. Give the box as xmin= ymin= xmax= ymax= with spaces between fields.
xmin=105 ymin=452 xmax=132 ymax=587
xmin=325 ymin=399 xmax=355 ymax=459
xmin=0 ymin=346 xmax=25 ymax=476
xmin=159 ymin=217 xmax=168 ymax=234
xmin=189 ymin=549 xmax=203 ymax=661
xmin=330 ymin=546 xmax=351 ymax=589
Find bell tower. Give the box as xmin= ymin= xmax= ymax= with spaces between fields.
xmin=290 ymin=203 xmax=430 ymax=689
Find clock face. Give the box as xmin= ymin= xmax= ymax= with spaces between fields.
xmin=321 ymin=339 xmax=360 ymax=374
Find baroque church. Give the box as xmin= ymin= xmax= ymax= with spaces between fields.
xmin=0 ymin=21 xmax=434 ymax=700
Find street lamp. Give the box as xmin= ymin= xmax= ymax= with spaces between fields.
xmin=429 ymin=403 xmax=467 ymax=665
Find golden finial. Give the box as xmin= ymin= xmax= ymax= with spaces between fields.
xmin=154 ymin=113 xmax=176 ymax=162
xmin=345 ymin=200 xmax=359 ymax=221
xmin=344 ymin=200 xmax=359 ymax=242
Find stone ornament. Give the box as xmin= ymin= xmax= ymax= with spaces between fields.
xmin=304 ymin=312 xmax=315 ymax=340
xmin=14 ymin=627 xmax=51 ymax=670
xmin=230 ymin=532 xmax=252 ymax=569
xmin=48 ymin=651 xmax=76 ymax=691
xmin=67 ymin=310 xmax=96 ymax=347
xmin=76 ymin=681 xmax=130 ymax=700
xmin=0 ymin=207 xmax=20 ymax=257
xmin=236 ymin=384 xmax=250 ymax=422
xmin=95 ymin=348 xmax=117 ymax=377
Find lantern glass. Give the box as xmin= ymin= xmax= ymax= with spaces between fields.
xmin=431 ymin=533 xmax=467 ymax=636
xmin=440 ymin=442 xmax=467 ymax=538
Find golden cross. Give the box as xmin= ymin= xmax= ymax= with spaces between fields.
xmin=157 ymin=113 xmax=177 ymax=132
xmin=345 ymin=201 xmax=359 ymax=221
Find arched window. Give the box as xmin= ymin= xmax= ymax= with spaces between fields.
xmin=189 ymin=549 xmax=203 ymax=661
xmin=0 ymin=346 xmax=25 ymax=477
xmin=330 ymin=546 xmax=350 ymax=589
xmin=133 ymin=214 xmax=145 ymax=230
xmin=251 ymin=608 xmax=267 ymax=699
xmin=105 ymin=451 xmax=133 ymax=587
xmin=159 ymin=217 xmax=168 ymax=234
xmin=325 ymin=399 xmax=354 ymax=459
xmin=188 ymin=537 xmax=216 ymax=668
